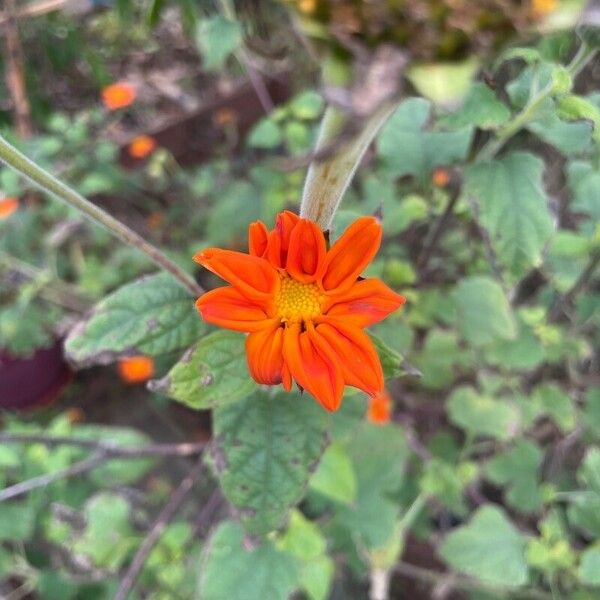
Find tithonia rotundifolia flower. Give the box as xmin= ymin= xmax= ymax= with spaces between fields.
xmin=194 ymin=211 xmax=405 ymax=411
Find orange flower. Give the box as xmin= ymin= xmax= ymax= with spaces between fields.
xmin=0 ymin=197 xmax=19 ymax=220
xmin=102 ymin=82 xmax=136 ymax=111
xmin=128 ymin=135 xmax=157 ymax=159
xmin=367 ymin=389 xmax=392 ymax=424
xmin=531 ymin=0 xmax=557 ymax=17
xmin=118 ymin=355 xmax=155 ymax=384
xmin=194 ymin=211 xmax=406 ymax=411
xmin=432 ymin=167 xmax=451 ymax=187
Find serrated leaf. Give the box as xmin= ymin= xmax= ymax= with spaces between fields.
xmin=198 ymin=521 xmax=298 ymax=600
xmin=452 ymin=276 xmax=516 ymax=346
xmin=465 ymin=152 xmax=554 ymax=278
xmin=439 ymin=505 xmax=528 ymax=587
xmin=65 ymin=273 xmax=203 ymax=367
xmin=211 ymin=390 xmax=328 ymax=536
xmin=485 ymin=440 xmax=543 ymax=513
xmin=150 ymin=330 xmax=255 ymax=409
xmin=447 ymin=386 xmax=519 ymax=441
xmin=378 ymin=98 xmax=473 ymax=182
xmin=309 ymin=442 xmax=356 ymax=505
xmin=441 ymin=82 xmax=511 ymax=130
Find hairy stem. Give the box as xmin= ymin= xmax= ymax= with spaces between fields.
xmin=0 ymin=135 xmax=202 ymax=297
xmin=300 ymin=102 xmax=398 ymax=230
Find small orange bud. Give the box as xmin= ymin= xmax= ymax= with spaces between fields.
xmin=146 ymin=211 xmax=165 ymax=230
xmin=128 ymin=135 xmax=157 ymax=159
xmin=118 ymin=355 xmax=155 ymax=384
xmin=102 ymin=82 xmax=136 ymax=111
xmin=432 ymin=167 xmax=451 ymax=188
xmin=213 ymin=107 xmax=238 ymax=127
xmin=367 ymin=390 xmax=392 ymax=425
xmin=531 ymin=0 xmax=557 ymax=17
xmin=0 ymin=197 xmax=19 ymax=220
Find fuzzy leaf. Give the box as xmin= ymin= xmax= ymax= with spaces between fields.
xmin=465 ymin=152 xmax=554 ymax=278
xmin=65 ymin=273 xmax=203 ymax=366
xmin=150 ymin=331 xmax=254 ymax=409
xmin=211 ymin=390 xmax=329 ymax=536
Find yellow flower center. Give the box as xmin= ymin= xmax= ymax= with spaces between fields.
xmin=275 ymin=273 xmax=323 ymax=324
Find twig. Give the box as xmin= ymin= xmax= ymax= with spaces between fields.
xmin=114 ymin=456 xmax=206 ymax=600
xmin=0 ymin=433 xmax=207 ymax=458
xmin=0 ymin=452 xmax=106 ymax=502
xmin=549 ymin=249 xmax=600 ymax=321
xmin=2 ymin=0 xmax=32 ymax=137
xmin=0 ymin=135 xmax=203 ymax=297
xmin=394 ymin=561 xmax=553 ymax=600
xmin=416 ymin=187 xmax=460 ymax=272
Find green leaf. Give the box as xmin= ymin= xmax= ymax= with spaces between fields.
xmin=277 ymin=511 xmax=334 ymax=600
xmin=413 ymin=329 xmax=470 ymax=389
xmin=441 ymin=82 xmax=511 ymax=130
xmin=198 ymin=521 xmax=298 ymax=600
xmin=369 ymin=332 xmax=407 ymax=379
xmin=309 ymin=442 xmax=357 ymax=505
xmin=73 ymin=493 xmax=137 ymax=569
xmin=452 ymin=276 xmax=516 ymax=346
xmin=419 ymin=458 xmax=469 ymax=516
xmin=465 ymin=152 xmax=554 ymax=278
xmin=582 ymin=387 xmax=600 ymax=438
xmin=578 ymin=447 xmax=600 ymax=495
xmin=289 ymin=91 xmax=324 ymax=120
xmin=65 ymin=273 xmax=203 ymax=367
xmin=247 ymin=119 xmax=283 ymax=149
xmin=150 ymin=331 xmax=255 ymax=410
xmin=329 ymin=422 xmax=409 ymax=549
xmin=447 ymin=386 xmax=519 ymax=441
xmin=578 ymin=548 xmax=600 ymax=586
xmin=568 ymin=447 xmax=600 ymax=538
xmin=378 ymin=98 xmax=473 ymax=183
xmin=195 ymin=16 xmax=242 ymax=71
xmin=485 ymin=440 xmax=543 ymax=513
xmin=0 ymin=502 xmax=35 ymax=541
xmin=440 ymin=505 xmax=529 ymax=587
xmin=557 ymin=95 xmax=600 ymax=144
xmin=532 ymin=384 xmax=576 ymax=433
xmin=567 ymin=161 xmax=600 ymax=235
xmin=211 ymin=390 xmax=328 ymax=536
xmin=484 ymin=318 xmax=545 ymax=371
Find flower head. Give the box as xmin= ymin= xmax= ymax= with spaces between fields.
xmin=118 ymin=355 xmax=155 ymax=384
xmin=194 ymin=211 xmax=405 ymax=411
xmin=102 ymin=82 xmax=136 ymax=111
xmin=367 ymin=389 xmax=392 ymax=424
xmin=0 ymin=197 xmax=19 ymax=220
xmin=128 ymin=135 xmax=157 ymax=159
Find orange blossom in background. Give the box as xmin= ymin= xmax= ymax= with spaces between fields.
xmin=128 ymin=135 xmax=157 ymax=159
xmin=0 ymin=197 xmax=19 ymax=220
xmin=102 ymin=82 xmax=136 ymax=111
xmin=367 ymin=389 xmax=393 ymax=424
xmin=118 ymin=355 xmax=155 ymax=384
xmin=194 ymin=211 xmax=406 ymax=411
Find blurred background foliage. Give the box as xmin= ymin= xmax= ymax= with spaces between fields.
xmin=0 ymin=0 xmax=599 ymax=599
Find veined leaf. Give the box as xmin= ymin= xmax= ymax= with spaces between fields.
xmin=65 ymin=273 xmax=203 ymax=366
xmin=211 ymin=390 xmax=329 ymax=536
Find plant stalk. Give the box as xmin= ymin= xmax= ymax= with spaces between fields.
xmin=0 ymin=134 xmax=202 ymax=297
xmin=300 ymin=101 xmax=398 ymax=230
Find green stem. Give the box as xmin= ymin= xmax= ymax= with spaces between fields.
xmin=0 ymin=135 xmax=203 ymax=297
xmin=300 ymin=101 xmax=398 ymax=229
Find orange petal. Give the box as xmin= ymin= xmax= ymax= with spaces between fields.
xmin=313 ymin=320 xmax=383 ymax=395
xmin=195 ymin=286 xmax=276 ymax=332
xmin=367 ymin=390 xmax=392 ymax=424
xmin=194 ymin=248 xmax=278 ymax=302
xmin=246 ymin=325 xmax=285 ymax=385
xmin=266 ymin=210 xmax=300 ymax=268
xmin=322 ymin=216 xmax=382 ymax=292
xmin=248 ymin=220 xmax=269 ymax=257
xmin=283 ymin=323 xmax=344 ymax=411
xmin=286 ymin=218 xmax=327 ymax=283
xmin=323 ymin=278 xmax=406 ymax=327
